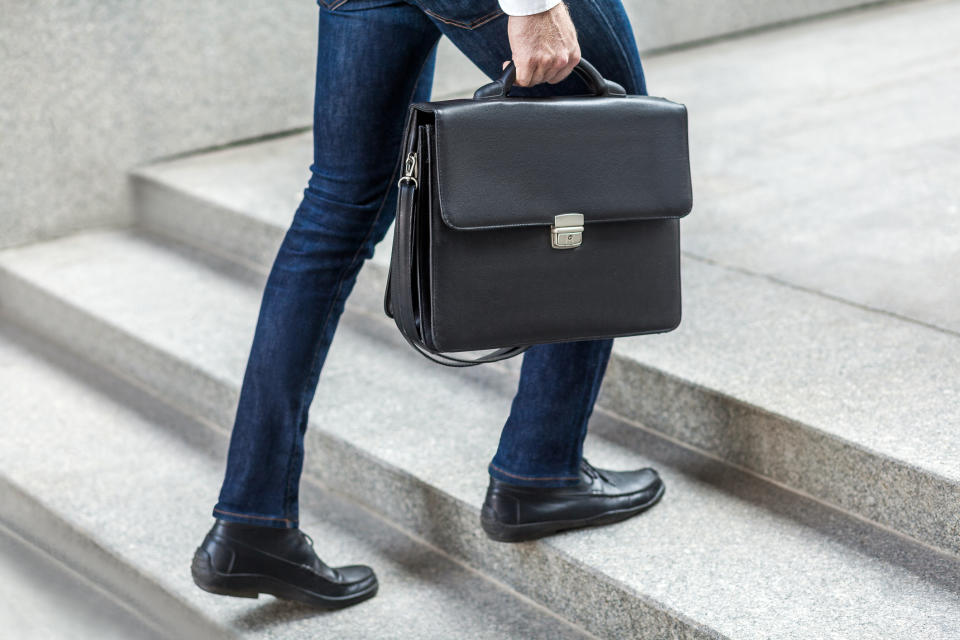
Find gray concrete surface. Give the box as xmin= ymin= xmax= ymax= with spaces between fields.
xmin=136 ymin=0 xmax=960 ymax=335
xmin=432 ymin=0 xmax=902 ymax=98
xmin=129 ymin=48 xmax=960 ymax=557
xmin=603 ymin=257 xmax=960 ymax=555
xmin=2 ymin=2 xmax=956 ymax=636
xmin=441 ymin=0 xmax=960 ymax=331
xmin=2 ymin=0 xmax=894 ymax=250
xmin=132 ymin=133 xmax=319 ymax=273
xmin=0 ymin=323 xmax=589 ymax=640
xmin=0 ymin=524 xmax=166 ymax=640
xmin=643 ymin=0 xmax=960 ymax=333
xmin=1 ymin=228 xmax=958 ymax=638
xmin=619 ymin=0 xmax=900 ymax=53
xmin=0 ymin=1 xmax=317 ymax=250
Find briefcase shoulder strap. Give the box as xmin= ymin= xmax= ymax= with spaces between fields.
xmin=385 ymin=172 xmax=530 ymax=367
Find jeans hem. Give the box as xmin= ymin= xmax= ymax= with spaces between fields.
xmin=488 ymin=462 xmax=581 ymax=488
xmin=212 ymin=507 xmax=298 ymax=530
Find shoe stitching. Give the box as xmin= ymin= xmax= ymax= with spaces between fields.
xmin=210 ymin=533 xmax=345 ymax=582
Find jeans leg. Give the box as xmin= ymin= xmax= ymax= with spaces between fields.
xmin=214 ymin=1 xmax=441 ymax=528
xmin=489 ymin=340 xmax=614 ymax=486
xmin=422 ymin=0 xmax=647 ymax=487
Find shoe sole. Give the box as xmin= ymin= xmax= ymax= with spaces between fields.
xmin=480 ymin=481 xmax=666 ymax=543
xmin=190 ymin=549 xmax=378 ymax=609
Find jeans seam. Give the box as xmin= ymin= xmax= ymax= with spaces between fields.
xmin=489 ymin=462 xmax=580 ymax=482
xmin=318 ymin=0 xmax=351 ymax=10
xmin=571 ymin=340 xmax=612 ymax=471
xmin=584 ymin=0 xmax=642 ymax=94
xmin=279 ymin=42 xmax=438 ymax=518
xmin=214 ymin=508 xmax=295 ymax=524
xmin=410 ymin=1 xmax=504 ymax=30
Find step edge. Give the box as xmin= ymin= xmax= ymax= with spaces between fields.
xmin=126 ymin=179 xmax=960 ymax=553
xmin=599 ymin=353 xmax=960 ymax=555
xmin=0 ymin=321 xmax=606 ymax=640
xmin=4 ymin=241 xmax=956 ymax=636
xmin=0 ymin=472 xmax=234 ymax=640
xmin=131 ymin=174 xmax=283 ymax=276
xmin=0 ymin=244 xmax=726 ymax=640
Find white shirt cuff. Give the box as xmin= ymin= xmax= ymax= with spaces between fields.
xmin=498 ymin=0 xmax=562 ymax=17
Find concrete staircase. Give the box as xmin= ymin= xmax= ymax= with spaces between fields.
xmin=2 ymin=1 xmax=959 ymax=638
xmin=0 ymin=516 xmax=165 ymax=640
xmin=0 ymin=321 xmax=586 ymax=639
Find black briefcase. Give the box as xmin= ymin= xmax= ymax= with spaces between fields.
xmin=384 ymin=59 xmax=692 ymax=366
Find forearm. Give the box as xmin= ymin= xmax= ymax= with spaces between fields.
xmin=503 ymin=1 xmax=580 ymax=86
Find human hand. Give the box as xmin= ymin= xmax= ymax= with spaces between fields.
xmin=504 ymin=2 xmax=581 ymax=87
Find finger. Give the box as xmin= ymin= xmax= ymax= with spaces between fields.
xmin=535 ymin=54 xmax=558 ymax=86
xmin=549 ymin=49 xmax=581 ymax=85
xmin=549 ymin=61 xmax=578 ymax=85
xmin=543 ymin=55 xmax=572 ymax=85
xmin=514 ymin=57 xmax=535 ymax=87
xmin=521 ymin=60 xmax=543 ymax=87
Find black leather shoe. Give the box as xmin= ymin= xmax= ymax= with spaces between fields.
xmin=191 ymin=520 xmax=378 ymax=609
xmin=480 ymin=458 xmax=665 ymax=542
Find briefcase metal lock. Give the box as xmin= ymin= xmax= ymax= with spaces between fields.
xmin=551 ymin=213 xmax=584 ymax=249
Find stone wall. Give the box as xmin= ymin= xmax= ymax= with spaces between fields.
xmin=1 ymin=1 xmax=317 ymax=249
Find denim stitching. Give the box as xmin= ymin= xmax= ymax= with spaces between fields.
xmin=489 ymin=462 xmax=580 ymax=482
xmin=569 ymin=340 xmax=613 ymax=474
xmin=584 ymin=0 xmax=643 ymax=95
xmin=410 ymin=1 xmax=504 ymax=30
xmin=318 ymin=0 xmax=350 ymax=9
xmin=279 ymin=41 xmax=439 ymax=518
xmin=214 ymin=508 xmax=294 ymax=524
xmin=424 ymin=7 xmax=503 ymax=30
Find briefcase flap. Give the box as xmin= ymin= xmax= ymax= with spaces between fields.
xmin=422 ymin=95 xmax=692 ymax=231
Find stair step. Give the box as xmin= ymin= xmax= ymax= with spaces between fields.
xmin=129 ymin=0 xmax=960 ymax=556
xmin=1 ymin=228 xmax=958 ymax=639
xmin=132 ymin=133 xmax=960 ymax=558
xmin=0 ymin=522 xmax=165 ymax=640
xmin=0 ymin=321 xmax=588 ymax=640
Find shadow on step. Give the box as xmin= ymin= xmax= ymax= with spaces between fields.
xmin=590 ymin=410 xmax=960 ymax=594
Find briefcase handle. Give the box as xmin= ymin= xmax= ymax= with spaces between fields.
xmin=473 ymin=58 xmax=627 ymax=100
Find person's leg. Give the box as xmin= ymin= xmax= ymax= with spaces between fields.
xmin=419 ymin=0 xmax=647 ymax=487
xmin=490 ymin=340 xmax=614 ymax=485
xmin=213 ymin=0 xmax=442 ymax=529
xmin=195 ymin=0 xmax=445 ymax=609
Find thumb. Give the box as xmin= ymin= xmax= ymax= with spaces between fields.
xmin=502 ymin=60 xmax=511 ymax=69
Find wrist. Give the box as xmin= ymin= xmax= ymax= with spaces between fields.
xmin=498 ymin=0 xmax=562 ymax=17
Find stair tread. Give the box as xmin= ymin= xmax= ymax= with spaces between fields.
xmin=134 ymin=133 xmax=960 ymax=555
xmin=644 ymin=0 xmax=960 ymax=333
xmin=138 ymin=133 xmax=312 ymax=234
xmin=130 ymin=0 xmax=960 ymax=492
xmin=0 ymin=523 xmax=164 ymax=640
xmin=0 ymin=321 xmax=587 ymax=640
xmin=1 ymin=228 xmax=957 ymax=639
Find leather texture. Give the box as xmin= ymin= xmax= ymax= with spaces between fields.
xmin=473 ymin=58 xmax=627 ymax=99
xmin=432 ymin=96 xmax=691 ymax=230
xmin=384 ymin=59 xmax=692 ymax=365
xmin=480 ymin=459 xmax=665 ymax=542
xmin=191 ymin=520 xmax=378 ymax=608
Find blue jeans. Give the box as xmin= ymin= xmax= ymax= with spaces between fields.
xmin=214 ymin=0 xmax=647 ymax=528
